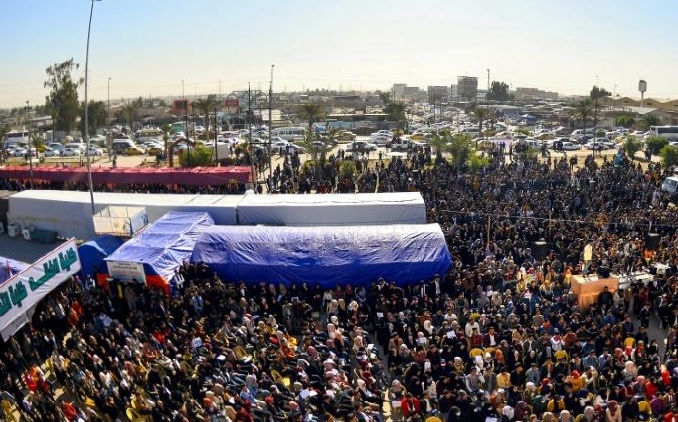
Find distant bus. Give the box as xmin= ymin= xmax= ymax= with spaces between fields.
xmin=271 ymin=126 xmax=306 ymax=141
xmin=649 ymin=125 xmax=678 ymax=140
xmin=171 ymin=122 xmax=190 ymax=135
xmin=135 ymin=127 xmax=164 ymax=142
xmin=4 ymin=130 xmax=29 ymax=146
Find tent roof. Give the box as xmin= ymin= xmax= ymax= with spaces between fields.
xmin=106 ymin=211 xmax=214 ymax=281
xmin=191 ymin=224 xmax=451 ymax=288
xmin=0 ymin=165 xmax=252 ymax=185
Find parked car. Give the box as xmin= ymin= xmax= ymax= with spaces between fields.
xmin=43 ymin=147 xmax=62 ymax=157
xmin=369 ymin=133 xmax=392 ymax=146
xmin=12 ymin=148 xmax=27 ymax=157
xmin=288 ymin=143 xmax=306 ymax=154
xmin=561 ymin=141 xmax=582 ymax=151
xmin=86 ymin=146 xmax=104 ymax=156
xmin=347 ymin=141 xmax=378 ymax=152
xmin=125 ymin=146 xmax=145 ymax=155
xmin=335 ymin=130 xmax=357 ymax=141
xmin=63 ymin=147 xmax=82 ymax=157
xmin=146 ymin=146 xmax=164 ymax=156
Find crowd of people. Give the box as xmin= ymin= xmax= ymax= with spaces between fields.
xmin=0 ymin=146 xmax=677 ymax=422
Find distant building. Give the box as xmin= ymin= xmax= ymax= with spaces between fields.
xmin=457 ymin=76 xmax=478 ymax=102
xmin=450 ymin=85 xmax=458 ymax=101
xmin=392 ymin=84 xmax=406 ymax=101
xmin=404 ymin=86 xmax=422 ymax=100
xmin=427 ymin=86 xmax=450 ymax=103
xmin=515 ymin=87 xmax=559 ymax=100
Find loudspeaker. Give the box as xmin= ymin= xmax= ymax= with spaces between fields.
xmin=597 ymin=266 xmax=611 ymax=278
xmin=645 ymin=233 xmax=660 ymax=251
xmin=532 ymin=241 xmax=549 ymax=261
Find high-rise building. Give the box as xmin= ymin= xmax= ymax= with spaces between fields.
xmin=392 ymin=84 xmax=406 ymax=101
xmin=450 ymin=85 xmax=458 ymax=101
xmin=457 ymin=76 xmax=478 ymax=102
xmin=427 ymin=86 xmax=450 ymax=103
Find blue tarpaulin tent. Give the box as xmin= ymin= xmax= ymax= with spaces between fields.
xmin=0 ymin=256 xmax=28 ymax=285
xmin=191 ymin=224 xmax=452 ymax=288
xmin=78 ymin=235 xmax=124 ymax=279
xmin=105 ymin=211 xmax=214 ymax=291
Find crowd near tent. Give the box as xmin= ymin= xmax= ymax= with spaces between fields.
xmin=191 ymin=224 xmax=452 ymax=288
xmin=104 ymin=211 xmax=214 ymax=292
xmin=77 ymin=235 xmax=124 ymax=280
xmin=0 ymin=256 xmax=27 ymax=285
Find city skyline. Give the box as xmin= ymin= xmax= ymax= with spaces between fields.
xmin=1 ymin=0 xmax=676 ymax=109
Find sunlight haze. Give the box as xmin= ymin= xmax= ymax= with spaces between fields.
xmin=0 ymin=0 xmax=675 ymax=108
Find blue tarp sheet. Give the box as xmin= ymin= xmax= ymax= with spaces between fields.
xmin=0 ymin=257 xmax=28 ymax=285
xmin=78 ymin=235 xmax=124 ymax=279
xmin=191 ymin=224 xmax=452 ymax=288
xmin=106 ymin=211 xmax=214 ymax=281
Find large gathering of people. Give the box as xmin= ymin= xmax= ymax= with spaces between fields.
xmin=0 ymin=146 xmax=677 ymax=422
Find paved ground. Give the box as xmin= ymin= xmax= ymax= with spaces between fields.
xmin=0 ymin=232 xmax=66 ymax=263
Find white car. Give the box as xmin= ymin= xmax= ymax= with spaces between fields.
xmin=12 ymin=148 xmax=27 ymax=157
xmin=561 ymin=141 xmax=581 ymax=151
xmin=63 ymin=148 xmax=82 ymax=156
xmin=86 ymin=146 xmax=104 ymax=156
xmin=369 ymin=133 xmax=392 ymax=146
xmin=44 ymin=148 xmax=62 ymax=157
xmin=348 ymin=141 xmax=378 ymax=152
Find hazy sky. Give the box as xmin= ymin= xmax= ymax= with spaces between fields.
xmin=1 ymin=0 xmax=675 ymax=108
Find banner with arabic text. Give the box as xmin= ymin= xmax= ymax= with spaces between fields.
xmin=0 ymin=239 xmax=81 ymax=340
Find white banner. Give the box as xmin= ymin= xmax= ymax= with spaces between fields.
xmin=0 ymin=239 xmax=81 ymax=340
xmin=106 ymin=261 xmax=146 ymax=284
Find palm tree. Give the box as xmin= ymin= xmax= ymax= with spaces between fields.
xmin=573 ymin=99 xmax=593 ymax=132
xmin=194 ymin=95 xmax=220 ymax=162
xmin=298 ymin=103 xmax=324 ymax=130
xmin=472 ymin=107 xmax=491 ymax=135
xmin=590 ymin=86 xmax=611 ymax=131
xmin=118 ymin=102 xmax=139 ymax=133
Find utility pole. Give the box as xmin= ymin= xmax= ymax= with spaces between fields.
xmin=269 ymin=64 xmax=274 ymax=182
xmin=26 ymin=101 xmax=34 ymax=190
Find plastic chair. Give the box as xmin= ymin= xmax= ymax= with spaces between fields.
xmin=554 ymin=350 xmax=568 ymax=361
xmin=1 ymin=399 xmax=16 ymax=422
xmin=470 ymin=348 xmax=484 ymax=358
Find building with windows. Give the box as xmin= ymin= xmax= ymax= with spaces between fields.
xmin=457 ymin=76 xmax=478 ymax=102
xmin=427 ymin=86 xmax=450 ymax=104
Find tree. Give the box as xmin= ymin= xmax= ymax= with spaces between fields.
xmin=590 ymin=86 xmax=611 ymax=131
xmin=194 ymin=94 xmax=219 ymax=140
xmin=44 ymin=58 xmax=82 ymax=133
xmin=430 ymin=132 xmax=474 ymax=168
xmin=181 ymin=145 xmax=212 ymax=167
xmin=487 ymin=81 xmax=510 ymax=102
xmin=645 ymin=136 xmax=668 ymax=154
xmin=117 ymin=102 xmax=139 ymax=131
xmin=573 ymin=99 xmax=593 ymax=130
xmin=298 ymin=103 xmax=324 ymax=130
xmin=472 ymin=107 xmax=491 ymax=135
xmin=639 ymin=114 xmax=662 ymax=131
xmin=622 ymin=136 xmax=642 ymax=160
xmin=79 ymin=101 xmax=107 ymax=136
xmin=378 ymin=91 xmax=391 ymax=105
xmin=615 ymin=115 xmax=635 ymax=128
xmin=384 ymin=102 xmax=406 ymax=126
xmin=660 ymin=145 xmax=678 ymax=167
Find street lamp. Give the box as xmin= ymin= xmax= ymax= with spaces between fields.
xmin=26 ymin=101 xmax=34 ymax=190
xmin=269 ymin=64 xmax=274 ymax=182
xmin=84 ymin=0 xmax=102 ymax=215
xmin=107 ymin=77 xmax=111 ymax=123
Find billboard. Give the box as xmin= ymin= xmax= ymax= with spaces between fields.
xmin=0 ymin=239 xmax=81 ymax=340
